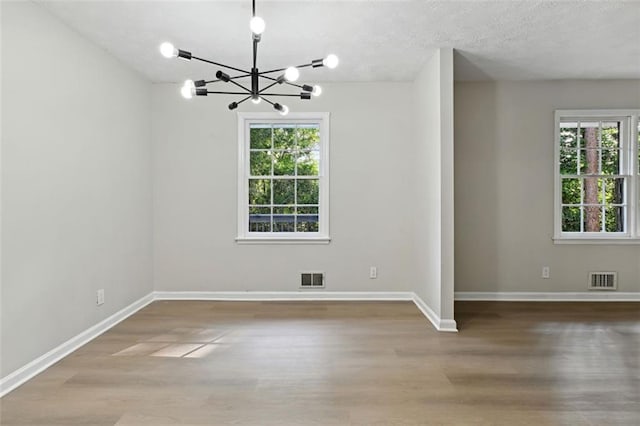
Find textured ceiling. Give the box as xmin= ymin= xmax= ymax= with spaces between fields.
xmin=35 ymin=0 xmax=640 ymax=82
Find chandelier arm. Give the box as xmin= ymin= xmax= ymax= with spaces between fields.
xmin=258 ymin=81 xmax=279 ymax=94
xmin=258 ymin=93 xmax=304 ymax=97
xmin=192 ymin=55 xmax=251 ymax=74
xmin=258 ymin=63 xmax=315 ymax=75
xmin=259 ymin=75 xmax=277 ymax=83
xmin=284 ymin=81 xmax=305 ymax=90
xmin=206 ymin=91 xmax=254 ymax=95
xmin=205 ymin=73 xmax=252 ymax=84
xmin=258 ymin=74 xmax=308 ymax=91
xmin=228 ymin=79 xmax=253 ymax=94
xmin=259 ymin=96 xmax=276 ymax=106
xmin=237 ymin=95 xmax=252 ymax=105
xmin=259 ymin=75 xmax=302 ymax=90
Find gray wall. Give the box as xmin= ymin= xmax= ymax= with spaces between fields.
xmin=413 ymin=53 xmax=443 ymax=314
xmin=412 ymin=49 xmax=455 ymax=323
xmin=454 ymin=80 xmax=640 ymax=293
xmin=1 ymin=1 xmax=153 ymax=377
xmin=152 ymin=82 xmax=416 ymax=293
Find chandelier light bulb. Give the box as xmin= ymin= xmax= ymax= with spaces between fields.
xmin=160 ymin=42 xmax=178 ymax=58
xmin=323 ymin=54 xmax=339 ymax=69
xmin=250 ymin=16 xmax=266 ymax=35
xmin=180 ymin=80 xmax=195 ymax=99
xmin=312 ymin=85 xmax=322 ymax=97
xmin=284 ymin=67 xmax=300 ymax=82
xmin=251 ymin=96 xmax=261 ymax=104
xmin=279 ymin=105 xmax=289 ymax=116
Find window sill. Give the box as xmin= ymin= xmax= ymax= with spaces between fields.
xmin=236 ymin=236 xmax=331 ymax=245
xmin=553 ymin=238 xmax=640 ymax=245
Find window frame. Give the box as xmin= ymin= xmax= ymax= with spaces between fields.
xmin=236 ymin=112 xmax=330 ymax=244
xmin=554 ymin=109 xmax=640 ymax=244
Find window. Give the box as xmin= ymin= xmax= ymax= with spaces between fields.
xmin=237 ymin=112 xmax=330 ymax=243
xmin=554 ymin=110 xmax=640 ymax=243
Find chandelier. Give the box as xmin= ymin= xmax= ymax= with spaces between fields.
xmin=159 ymin=0 xmax=339 ymax=115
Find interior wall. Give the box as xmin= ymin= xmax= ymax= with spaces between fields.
xmin=454 ymin=80 xmax=640 ymax=293
xmin=439 ymin=49 xmax=455 ymax=320
xmin=412 ymin=48 xmax=456 ymax=325
xmin=1 ymin=1 xmax=153 ymax=377
xmin=412 ymin=52 xmax=443 ymax=314
xmin=152 ymin=82 xmax=416 ymax=293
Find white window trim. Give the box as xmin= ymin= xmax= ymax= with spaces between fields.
xmin=553 ymin=109 xmax=640 ymax=244
xmin=236 ymin=112 xmax=330 ymax=244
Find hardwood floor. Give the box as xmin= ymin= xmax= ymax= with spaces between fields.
xmin=1 ymin=301 xmax=638 ymax=425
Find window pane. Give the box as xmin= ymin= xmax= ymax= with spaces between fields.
xmin=557 ymin=115 xmax=632 ymax=238
xmin=273 ymin=179 xmax=295 ymax=204
xmin=250 ymin=151 xmax=271 ymax=176
xmin=250 ymin=126 xmax=271 ymax=149
xmin=249 ymin=179 xmax=271 ymax=205
xmin=274 ymin=206 xmax=294 ymax=214
xmin=297 ymin=150 xmax=320 ymax=176
xmin=244 ymin=119 xmax=326 ymax=237
xmin=273 ymin=126 xmax=296 ymax=149
xmin=579 ymin=122 xmax=600 ymax=149
xmin=296 ymin=215 xmax=319 ymax=232
xmin=604 ymin=206 xmax=625 ymax=232
xmin=297 ymin=125 xmax=320 ymax=150
xmin=562 ymin=207 xmax=581 ymax=232
xmin=296 ymin=179 xmax=319 ymax=205
xmin=602 ymin=178 xmax=625 ymax=205
xmin=583 ymin=206 xmax=602 ymax=232
xmin=601 ymin=150 xmax=620 ymax=175
xmin=273 ymin=151 xmax=295 ymax=176
xmin=296 ymin=206 xmax=319 ymax=232
xmin=583 ymin=176 xmax=599 ymax=204
xmin=273 ymin=215 xmax=295 ymax=232
xmin=249 ymin=206 xmax=271 ymax=214
xmin=579 ymin=149 xmax=600 ymax=174
xmin=601 ymin=122 xmax=620 ymax=149
xmin=561 ymin=178 xmax=581 ymax=204
xmin=559 ymin=148 xmax=577 ymax=175
xmin=559 ymin=124 xmax=578 ymax=149
xmin=249 ymin=207 xmax=271 ymax=232
xmin=297 ymin=206 xmax=318 ymax=215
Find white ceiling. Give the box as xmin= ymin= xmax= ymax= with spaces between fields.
xmin=36 ymin=0 xmax=640 ymax=83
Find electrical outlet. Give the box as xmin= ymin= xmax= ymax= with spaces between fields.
xmin=542 ymin=267 xmax=550 ymax=279
xmin=370 ymin=266 xmax=377 ymax=279
xmin=96 ymin=289 xmax=105 ymax=306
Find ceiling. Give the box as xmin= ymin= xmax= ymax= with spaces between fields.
xmin=36 ymin=0 xmax=640 ymax=83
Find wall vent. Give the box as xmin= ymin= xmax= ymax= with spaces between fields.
xmin=301 ymin=272 xmax=324 ymax=288
xmin=588 ymin=272 xmax=617 ymax=290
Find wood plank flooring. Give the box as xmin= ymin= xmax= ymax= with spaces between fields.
xmin=1 ymin=301 xmax=639 ymax=425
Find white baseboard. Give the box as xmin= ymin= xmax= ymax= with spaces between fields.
xmin=455 ymin=291 xmax=640 ymax=302
xmin=412 ymin=294 xmax=458 ymax=332
xmin=0 ymin=292 xmax=154 ymax=398
xmin=153 ymin=290 xmax=415 ymax=301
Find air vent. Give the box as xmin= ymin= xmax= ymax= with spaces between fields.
xmin=588 ymin=272 xmax=617 ymax=290
xmin=301 ymin=272 xmax=324 ymax=288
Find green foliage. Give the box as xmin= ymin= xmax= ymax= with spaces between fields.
xmin=250 ymin=152 xmax=271 ymax=176
xmin=247 ymin=124 xmax=321 ymax=233
xmin=273 ymin=179 xmax=295 ymax=204
xmin=559 ymin=122 xmax=624 ymax=232
xmin=249 ymin=179 xmax=270 ymax=205
xmin=250 ymin=127 xmax=271 ymax=149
